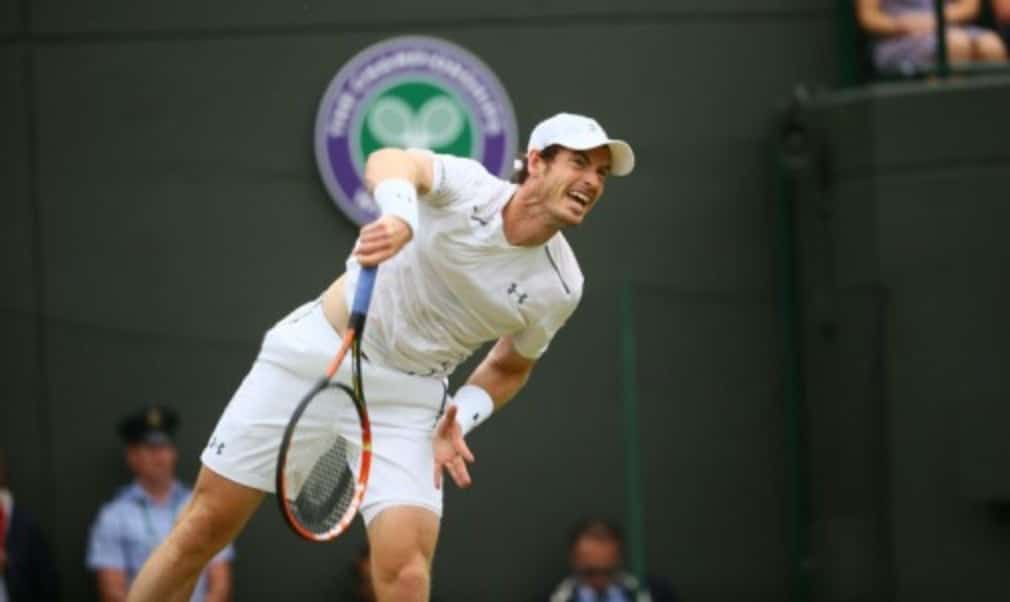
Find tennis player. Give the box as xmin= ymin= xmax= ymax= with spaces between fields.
xmin=126 ymin=112 xmax=635 ymax=602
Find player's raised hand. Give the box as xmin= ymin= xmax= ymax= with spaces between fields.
xmin=354 ymin=214 xmax=413 ymax=266
xmin=433 ymin=405 xmax=476 ymax=490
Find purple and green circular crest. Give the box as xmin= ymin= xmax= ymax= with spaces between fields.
xmin=315 ymin=36 xmax=518 ymax=225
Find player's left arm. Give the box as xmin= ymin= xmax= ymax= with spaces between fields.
xmin=432 ymin=336 xmax=535 ymax=489
xmin=466 ymin=335 xmax=535 ymax=408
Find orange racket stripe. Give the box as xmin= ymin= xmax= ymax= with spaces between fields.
xmin=324 ymin=328 xmax=356 ymax=379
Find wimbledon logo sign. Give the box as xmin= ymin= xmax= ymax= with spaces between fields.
xmin=314 ymin=36 xmax=518 ymax=225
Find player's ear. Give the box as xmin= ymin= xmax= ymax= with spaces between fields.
xmin=527 ymin=150 xmax=546 ymax=176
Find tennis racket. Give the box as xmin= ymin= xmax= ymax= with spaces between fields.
xmin=275 ymin=266 xmax=377 ymax=542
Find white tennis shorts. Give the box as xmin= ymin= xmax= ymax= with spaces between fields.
xmin=201 ymin=298 xmax=449 ymax=524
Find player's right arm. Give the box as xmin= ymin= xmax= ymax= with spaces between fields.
xmin=363 ymin=147 xmax=434 ymax=196
xmin=354 ymin=148 xmax=435 ymax=267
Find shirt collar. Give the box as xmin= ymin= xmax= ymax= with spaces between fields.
xmin=576 ymin=583 xmax=624 ymax=602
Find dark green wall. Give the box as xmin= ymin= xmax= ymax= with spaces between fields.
xmin=792 ymin=77 xmax=1010 ymax=602
xmin=3 ymin=1 xmax=840 ymax=600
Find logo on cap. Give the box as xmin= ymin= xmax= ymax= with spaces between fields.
xmin=146 ymin=408 xmax=162 ymax=429
xmin=314 ymin=36 xmax=518 ymax=225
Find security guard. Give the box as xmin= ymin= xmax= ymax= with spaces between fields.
xmin=86 ymin=407 xmax=234 ymax=602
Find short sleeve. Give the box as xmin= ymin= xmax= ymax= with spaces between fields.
xmin=85 ymin=504 xmax=127 ymax=570
xmin=420 ymin=153 xmax=510 ymax=209
xmin=512 ymin=320 xmax=552 ymax=359
xmin=512 ymin=296 xmax=580 ymax=360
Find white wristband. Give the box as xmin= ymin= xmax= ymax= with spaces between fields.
xmin=452 ymin=384 xmax=494 ymax=436
xmin=373 ymin=178 xmax=418 ymax=233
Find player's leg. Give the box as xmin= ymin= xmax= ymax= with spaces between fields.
xmin=367 ymin=506 xmax=441 ymax=602
xmin=126 ymin=466 xmax=264 ymax=602
xmin=127 ymin=300 xmax=334 ymax=600
xmin=356 ymin=357 xmax=449 ymax=601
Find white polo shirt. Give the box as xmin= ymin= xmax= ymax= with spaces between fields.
xmin=345 ymin=152 xmax=584 ymax=377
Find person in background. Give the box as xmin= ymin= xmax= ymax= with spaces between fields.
xmin=85 ymin=407 xmax=234 ymax=602
xmin=0 ymin=447 xmax=60 ymax=602
xmin=547 ymin=518 xmax=677 ymax=602
xmin=856 ymin=0 xmax=1006 ymax=76
xmin=990 ymin=0 xmax=1010 ymax=48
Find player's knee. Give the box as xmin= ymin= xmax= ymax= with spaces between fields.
xmin=375 ymin=554 xmax=430 ymax=597
xmin=391 ymin=563 xmax=430 ymax=598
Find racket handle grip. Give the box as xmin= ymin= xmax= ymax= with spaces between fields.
xmin=350 ymin=266 xmax=377 ymax=321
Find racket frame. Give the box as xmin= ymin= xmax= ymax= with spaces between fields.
xmin=275 ymin=267 xmax=377 ymax=542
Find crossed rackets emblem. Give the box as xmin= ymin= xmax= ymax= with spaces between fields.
xmin=367 ymin=95 xmax=465 ymax=149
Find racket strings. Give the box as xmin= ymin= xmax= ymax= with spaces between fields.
xmin=289 ymin=435 xmax=359 ymax=533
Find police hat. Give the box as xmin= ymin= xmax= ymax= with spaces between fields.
xmin=117 ymin=406 xmax=179 ymax=445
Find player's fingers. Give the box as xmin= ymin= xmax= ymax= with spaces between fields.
xmin=438 ymin=406 xmax=458 ymax=436
xmin=454 ymin=434 xmax=475 ymax=463
xmin=358 ymin=221 xmax=385 ymax=236
xmin=357 ymin=228 xmax=390 ymax=244
xmin=355 ymin=252 xmax=383 ymax=268
xmin=434 ymin=462 xmax=443 ymax=490
xmin=450 ymin=456 xmax=472 ymax=488
xmin=361 ymin=219 xmax=402 ymax=242
xmin=356 ymin=237 xmax=392 ymax=255
xmin=355 ymin=245 xmax=395 ymax=267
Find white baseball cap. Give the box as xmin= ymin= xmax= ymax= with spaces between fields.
xmin=527 ymin=112 xmax=635 ymax=176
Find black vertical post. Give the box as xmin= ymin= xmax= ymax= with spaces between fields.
xmin=619 ymin=283 xmax=646 ymax=590
xmin=835 ymin=0 xmax=862 ymax=86
xmin=934 ymin=0 xmax=950 ymax=77
xmin=776 ymin=89 xmax=812 ymax=602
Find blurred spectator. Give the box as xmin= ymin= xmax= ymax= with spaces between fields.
xmin=992 ymin=0 xmax=1010 ymax=48
xmin=547 ymin=518 xmax=678 ymax=602
xmin=856 ymin=0 xmax=1006 ymax=76
xmin=85 ymin=406 xmax=234 ymax=602
xmin=0 ymin=447 xmax=61 ymax=602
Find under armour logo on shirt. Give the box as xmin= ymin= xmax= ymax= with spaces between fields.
xmin=507 ymin=282 xmax=528 ymax=305
xmin=470 ymin=206 xmax=489 ymax=226
xmin=207 ymin=437 xmax=226 ymax=455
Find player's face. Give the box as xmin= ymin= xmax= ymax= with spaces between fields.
xmin=571 ymin=536 xmax=622 ymax=592
xmin=535 ymin=146 xmax=611 ymax=226
xmin=126 ymin=442 xmax=178 ymax=487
